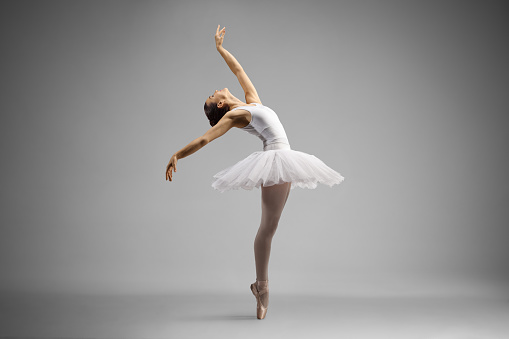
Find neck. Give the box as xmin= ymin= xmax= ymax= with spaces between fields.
xmin=226 ymin=95 xmax=247 ymax=110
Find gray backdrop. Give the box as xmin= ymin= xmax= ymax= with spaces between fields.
xmin=1 ymin=0 xmax=508 ymax=297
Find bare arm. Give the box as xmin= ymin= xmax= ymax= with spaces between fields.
xmin=217 ymin=45 xmax=242 ymax=74
xmin=165 ymin=112 xmax=237 ymax=182
xmin=215 ymin=25 xmax=261 ymax=104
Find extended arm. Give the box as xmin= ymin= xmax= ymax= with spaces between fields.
xmin=165 ymin=112 xmax=237 ymax=182
xmin=217 ymin=45 xmax=242 ymax=75
xmin=215 ymin=25 xmax=261 ymax=104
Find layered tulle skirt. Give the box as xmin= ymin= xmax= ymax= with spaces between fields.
xmin=211 ymin=142 xmax=344 ymax=192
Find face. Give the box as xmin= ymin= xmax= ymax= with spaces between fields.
xmin=205 ymin=88 xmax=229 ymax=108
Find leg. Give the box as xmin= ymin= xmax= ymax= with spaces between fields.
xmin=253 ymin=181 xmax=291 ymax=307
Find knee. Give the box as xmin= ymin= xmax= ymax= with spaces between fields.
xmin=263 ymin=215 xmax=281 ymax=228
xmin=255 ymin=230 xmax=275 ymax=242
xmin=257 ymin=220 xmax=280 ymax=239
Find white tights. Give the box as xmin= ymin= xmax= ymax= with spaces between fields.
xmin=254 ymin=182 xmax=291 ymax=282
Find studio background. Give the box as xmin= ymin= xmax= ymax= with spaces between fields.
xmin=1 ymin=0 xmax=508 ymax=297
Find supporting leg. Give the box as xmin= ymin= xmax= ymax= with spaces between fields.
xmin=253 ymin=181 xmax=291 ymax=308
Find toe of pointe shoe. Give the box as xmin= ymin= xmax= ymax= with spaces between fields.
xmin=250 ymin=282 xmax=269 ymax=319
xmin=257 ymin=305 xmax=267 ymax=319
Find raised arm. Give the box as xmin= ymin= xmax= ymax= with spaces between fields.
xmin=215 ymin=25 xmax=261 ymax=104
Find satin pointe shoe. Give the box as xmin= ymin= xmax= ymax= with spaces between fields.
xmin=250 ymin=280 xmax=269 ymax=319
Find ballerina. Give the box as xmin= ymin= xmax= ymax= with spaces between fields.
xmin=166 ymin=25 xmax=344 ymax=319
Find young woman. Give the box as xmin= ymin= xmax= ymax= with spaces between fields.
xmin=165 ymin=25 xmax=344 ymax=319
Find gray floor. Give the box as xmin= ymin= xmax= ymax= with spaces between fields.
xmin=1 ymin=292 xmax=508 ymax=339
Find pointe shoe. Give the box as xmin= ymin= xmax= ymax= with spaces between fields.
xmin=250 ymin=280 xmax=269 ymax=319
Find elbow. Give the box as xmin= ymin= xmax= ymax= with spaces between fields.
xmin=199 ymin=137 xmax=209 ymax=147
xmin=233 ymin=66 xmax=243 ymax=76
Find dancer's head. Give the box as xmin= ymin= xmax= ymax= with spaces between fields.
xmin=204 ymin=88 xmax=231 ymax=126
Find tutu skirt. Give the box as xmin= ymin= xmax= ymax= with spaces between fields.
xmin=212 ymin=142 xmax=344 ymax=192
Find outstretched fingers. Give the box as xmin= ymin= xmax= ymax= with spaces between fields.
xmin=165 ymin=166 xmax=171 ymax=181
xmin=166 ymin=162 xmax=176 ymax=181
xmin=216 ymin=24 xmax=225 ymax=36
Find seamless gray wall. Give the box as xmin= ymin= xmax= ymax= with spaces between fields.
xmin=1 ymin=0 xmax=508 ymax=296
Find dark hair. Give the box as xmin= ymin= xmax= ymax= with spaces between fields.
xmin=204 ymin=101 xmax=230 ymax=127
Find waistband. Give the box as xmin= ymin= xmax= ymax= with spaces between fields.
xmin=263 ymin=142 xmax=291 ymax=151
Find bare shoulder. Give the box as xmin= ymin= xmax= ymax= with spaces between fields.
xmin=235 ymin=69 xmax=262 ymax=105
xmin=225 ymin=109 xmax=252 ymax=128
xmin=245 ymin=96 xmax=262 ymax=105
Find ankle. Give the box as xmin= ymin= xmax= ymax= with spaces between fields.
xmin=256 ymin=279 xmax=268 ymax=288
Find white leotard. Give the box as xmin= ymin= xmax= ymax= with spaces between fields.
xmin=231 ymin=103 xmax=291 ymax=151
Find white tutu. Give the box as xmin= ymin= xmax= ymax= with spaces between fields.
xmin=211 ymin=143 xmax=345 ymax=192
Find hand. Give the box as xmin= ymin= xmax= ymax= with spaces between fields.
xmin=215 ymin=24 xmax=225 ymax=49
xmin=166 ymin=154 xmax=178 ymax=181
